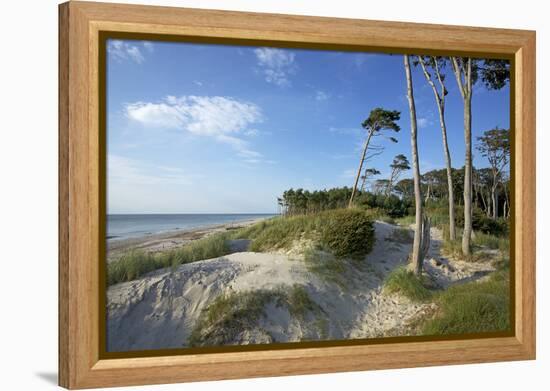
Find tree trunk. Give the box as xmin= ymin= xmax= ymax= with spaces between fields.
xmin=462 ymin=88 xmax=473 ymax=255
xmin=349 ymin=130 xmax=374 ymax=207
xmin=491 ymin=184 xmax=498 ymax=219
xmin=404 ymin=55 xmax=424 ymax=276
xmin=452 ymin=57 xmax=473 ymax=256
xmin=418 ymin=57 xmax=456 ymax=240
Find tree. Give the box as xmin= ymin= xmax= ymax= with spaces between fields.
xmin=404 ymin=54 xmax=424 ymax=276
xmin=349 ymin=108 xmax=400 ymax=207
xmin=417 ymin=56 xmax=456 ymax=240
xmin=360 ymin=168 xmax=381 ymax=192
xmin=386 ymin=154 xmax=410 ymax=196
xmin=450 ymin=57 xmax=510 ymax=255
xmin=476 ymin=127 xmax=510 ymax=219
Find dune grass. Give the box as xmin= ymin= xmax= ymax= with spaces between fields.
xmin=107 ymin=233 xmax=231 ymax=285
xmin=303 ymin=248 xmax=348 ymax=288
xmin=188 ymin=285 xmax=322 ymax=347
xmin=383 ymin=267 xmax=433 ymax=302
xmin=232 ymin=208 xmax=375 ymax=259
xmin=421 ymin=267 xmax=510 ymax=335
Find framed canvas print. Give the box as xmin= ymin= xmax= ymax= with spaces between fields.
xmin=58 ymin=1 xmax=536 ymax=389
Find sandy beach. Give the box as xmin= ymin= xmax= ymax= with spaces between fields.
xmin=107 ymin=217 xmax=269 ymax=261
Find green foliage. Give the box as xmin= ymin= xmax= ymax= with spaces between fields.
xmin=421 ymin=270 xmax=510 ymax=335
xmin=384 ymin=267 xmax=432 ymax=302
xmin=356 ymin=193 xmax=413 ymax=218
xmin=362 ymin=107 xmax=401 ymax=133
xmin=107 ymin=251 xmax=162 ymax=286
xmin=319 ymin=209 xmax=375 ymax=258
xmin=473 ymin=232 xmax=509 ymax=252
xmin=453 ymin=206 xmax=509 ymax=236
xmin=188 ymin=289 xmax=277 ymax=347
xmin=235 ymin=209 xmax=375 ymax=260
xmin=107 ymin=233 xmax=231 ymax=285
xmin=189 ymin=285 xmax=323 ymax=347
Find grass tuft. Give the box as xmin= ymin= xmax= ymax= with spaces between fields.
xmin=421 ymin=269 xmax=510 ymax=335
xmin=107 ymin=233 xmax=231 ymax=285
xmin=189 ymin=285 xmax=323 ymax=347
xmin=384 ymin=267 xmax=433 ymax=302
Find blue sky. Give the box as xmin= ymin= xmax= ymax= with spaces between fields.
xmin=106 ymin=39 xmax=510 ymax=214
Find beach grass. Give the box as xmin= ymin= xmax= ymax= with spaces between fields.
xmin=188 ymin=284 xmax=322 ymax=347
xmin=421 ymin=268 xmax=510 ymax=335
xmin=107 ymin=233 xmax=231 ymax=285
xmin=383 ymin=267 xmax=433 ymax=302
xmin=232 ymin=208 xmax=375 ymax=259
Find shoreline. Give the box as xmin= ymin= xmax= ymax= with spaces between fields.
xmin=107 ymin=217 xmax=270 ymax=261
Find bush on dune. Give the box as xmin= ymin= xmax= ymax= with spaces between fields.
xmin=235 ymin=208 xmax=375 ymax=259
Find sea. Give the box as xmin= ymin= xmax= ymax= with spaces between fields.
xmin=107 ymin=213 xmax=276 ymax=241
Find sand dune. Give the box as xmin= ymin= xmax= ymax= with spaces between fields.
xmin=107 ymin=222 xmax=496 ymax=352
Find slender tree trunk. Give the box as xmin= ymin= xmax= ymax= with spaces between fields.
xmin=404 ymin=55 xmax=424 ymax=276
xmin=418 ymin=57 xmax=456 ymax=240
xmin=349 ymin=130 xmax=374 ymax=207
xmin=462 ymin=89 xmax=473 ymax=255
xmin=451 ymin=57 xmax=473 ymax=256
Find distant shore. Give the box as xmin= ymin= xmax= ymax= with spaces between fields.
xmin=107 ymin=217 xmax=270 ymax=262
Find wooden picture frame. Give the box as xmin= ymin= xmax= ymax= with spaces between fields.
xmin=59 ymin=1 xmax=536 ymax=388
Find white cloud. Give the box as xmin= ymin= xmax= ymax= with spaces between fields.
xmin=254 ymin=48 xmax=297 ymax=87
xmin=142 ymin=41 xmax=154 ymax=52
xmin=193 ymin=80 xmax=203 ymax=87
xmin=417 ymin=117 xmax=430 ymax=128
xmin=125 ymin=95 xmax=271 ymax=163
xmin=328 ymin=126 xmax=360 ymax=135
xmin=341 ymin=168 xmax=357 ymax=179
xmin=108 ymin=154 xmax=198 ymax=186
xmin=315 ymin=90 xmax=330 ymax=101
xmin=108 ymin=40 xmax=152 ymax=64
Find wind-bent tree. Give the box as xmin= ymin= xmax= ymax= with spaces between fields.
xmin=404 ymin=54 xmax=424 ymax=276
xmin=349 ymin=108 xmax=401 ymax=207
xmin=386 ymin=154 xmax=410 ymax=196
xmin=476 ymin=127 xmax=510 ymax=219
xmin=417 ymin=56 xmax=456 ymax=240
xmin=450 ymin=58 xmax=510 ymax=255
xmin=360 ymin=168 xmax=381 ymax=192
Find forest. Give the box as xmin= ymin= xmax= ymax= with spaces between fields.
xmin=277 ymin=55 xmax=511 ymax=276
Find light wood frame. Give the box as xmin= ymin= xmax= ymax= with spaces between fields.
xmin=59 ymin=1 xmax=536 ymax=389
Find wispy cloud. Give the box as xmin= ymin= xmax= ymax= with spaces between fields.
xmin=417 ymin=117 xmax=430 ymax=128
xmin=329 ymin=126 xmax=360 ymax=135
xmin=108 ymin=40 xmax=153 ymax=64
xmin=315 ymin=90 xmax=330 ymax=101
xmin=108 ymin=154 xmax=199 ymax=186
xmin=340 ymin=168 xmax=357 ymax=179
xmin=125 ymin=95 xmax=270 ymax=163
xmin=353 ymin=53 xmax=370 ymax=69
xmin=254 ymin=48 xmax=297 ymax=87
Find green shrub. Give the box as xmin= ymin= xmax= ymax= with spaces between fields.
xmin=384 ymin=267 xmax=432 ymax=301
xmin=319 ymin=209 xmax=375 ymax=258
xmin=233 ymin=209 xmax=375 ymax=259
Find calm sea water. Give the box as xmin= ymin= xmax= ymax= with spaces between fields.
xmin=107 ymin=214 xmax=276 ymax=240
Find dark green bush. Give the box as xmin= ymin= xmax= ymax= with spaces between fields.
xmin=320 ymin=209 xmax=375 ymax=258
xmin=454 ymin=206 xmax=509 ymax=236
xmin=356 ymin=193 xmax=412 ymax=218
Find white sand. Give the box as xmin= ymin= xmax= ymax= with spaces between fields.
xmin=107 ymin=222 xmax=497 ymax=352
